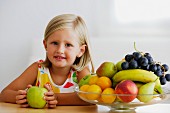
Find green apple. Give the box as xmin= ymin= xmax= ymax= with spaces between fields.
xmin=27 ymin=86 xmax=48 ymax=108
xmin=116 ymin=60 xmax=124 ymax=71
xmin=78 ymin=74 xmax=92 ymax=87
xmin=96 ymin=62 xmax=117 ymax=78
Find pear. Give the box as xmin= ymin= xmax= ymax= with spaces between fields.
xmin=137 ymin=82 xmax=156 ymax=103
xmin=96 ymin=62 xmax=117 ymax=78
xmin=78 ymin=74 xmax=92 ymax=87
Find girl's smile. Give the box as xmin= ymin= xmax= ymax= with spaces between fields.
xmin=54 ymin=55 xmax=66 ymax=61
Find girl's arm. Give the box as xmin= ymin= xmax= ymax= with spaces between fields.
xmin=77 ymin=66 xmax=91 ymax=82
xmin=0 ymin=62 xmax=38 ymax=103
xmin=55 ymin=92 xmax=92 ymax=105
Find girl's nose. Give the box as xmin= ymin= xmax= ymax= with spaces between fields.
xmin=56 ymin=45 xmax=64 ymax=54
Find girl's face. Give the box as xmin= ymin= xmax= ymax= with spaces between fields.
xmin=43 ymin=29 xmax=85 ymax=68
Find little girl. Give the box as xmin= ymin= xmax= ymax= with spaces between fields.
xmin=0 ymin=14 xmax=95 ymax=108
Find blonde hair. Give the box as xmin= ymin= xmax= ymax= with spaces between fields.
xmin=42 ymin=14 xmax=95 ymax=73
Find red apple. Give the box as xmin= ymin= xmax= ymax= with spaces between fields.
xmin=115 ymin=80 xmax=138 ymax=103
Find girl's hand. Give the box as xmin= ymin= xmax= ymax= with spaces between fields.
xmin=44 ymin=84 xmax=58 ymax=108
xmin=16 ymin=85 xmax=32 ymax=108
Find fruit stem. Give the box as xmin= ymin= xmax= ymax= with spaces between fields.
xmin=134 ymin=42 xmax=140 ymax=52
xmin=134 ymin=42 xmax=145 ymax=55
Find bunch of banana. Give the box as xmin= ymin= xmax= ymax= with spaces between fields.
xmin=112 ymin=69 xmax=163 ymax=94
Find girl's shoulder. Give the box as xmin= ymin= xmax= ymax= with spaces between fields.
xmin=36 ymin=59 xmax=45 ymax=68
xmin=36 ymin=60 xmax=49 ymax=73
xmin=26 ymin=61 xmax=40 ymax=71
xmin=75 ymin=66 xmax=91 ymax=82
xmin=36 ymin=59 xmax=44 ymax=64
xmin=28 ymin=60 xmax=47 ymax=72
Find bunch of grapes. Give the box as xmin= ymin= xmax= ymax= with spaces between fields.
xmin=121 ymin=44 xmax=170 ymax=85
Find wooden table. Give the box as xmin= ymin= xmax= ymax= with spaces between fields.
xmin=0 ymin=102 xmax=170 ymax=113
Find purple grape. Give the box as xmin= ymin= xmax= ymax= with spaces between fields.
xmin=133 ymin=52 xmax=142 ymax=61
xmin=149 ymin=64 xmax=157 ymax=72
xmin=165 ymin=74 xmax=170 ymax=81
xmin=154 ymin=70 xmax=163 ymax=77
xmin=129 ymin=60 xmax=138 ymax=69
xmin=125 ymin=54 xmax=134 ymax=62
xmin=121 ymin=61 xmax=129 ymax=70
xmin=138 ymin=57 xmax=148 ymax=67
xmin=160 ymin=76 xmax=166 ymax=85
xmin=156 ymin=64 xmax=161 ymax=70
xmin=144 ymin=53 xmax=152 ymax=57
xmin=146 ymin=56 xmax=154 ymax=64
xmin=162 ymin=64 xmax=169 ymax=72
xmin=141 ymin=65 xmax=150 ymax=70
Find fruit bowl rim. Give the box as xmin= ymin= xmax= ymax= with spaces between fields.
xmin=74 ymin=86 xmax=170 ymax=96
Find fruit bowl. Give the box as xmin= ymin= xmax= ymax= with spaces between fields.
xmin=75 ymin=86 xmax=170 ymax=112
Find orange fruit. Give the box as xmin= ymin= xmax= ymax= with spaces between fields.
xmin=86 ymin=84 xmax=102 ymax=100
xmin=80 ymin=84 xmax=90 ymax=91
xmin=96 ymin=76 xmax=112 ymax=90
xmin=79 ymin=85 xmax=90 ymax=99
xmin=101 ymin=88 xmax=116 ymax=104
xmin=89 ymin=75 xmax=99 ymax=85
xmin=97 ymin=97 xmax=103 ymax=102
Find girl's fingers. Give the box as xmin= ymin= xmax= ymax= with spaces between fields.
xmin=44 ymin=96 xmax=55 ymax=101
xmin=44 ymin=92 xmax=57 ymax=101
xmin=20 ymin=103 xmax=29 ymax=108
xmin=48 ymin=104 xmax=57 ymax=108
xmin=27 ymin=84 xmax=32 ymax=89
xmin=44 ymin=84 xmax=52 ymax=91
xmin=17 ymin=90 xmax=27 ymax=95
xmin=46 ymin=95 xmax=58 ymax=108
xmin=16 ymin=94 xmax=26 ymax=100
xmin=16 ymin=90 xmax=27 ymax=101
xmin=47 ymin=100 xmax=58 ymax=105
xmin=45 ymin=91 xmax=54 ymax=96
xmin=47 ymin=100 xmax=58 ymax=108
xmin=16 ymin=90 xmax=27 ymax=104
xmin=16 ymin=99 xmax=27 ymax=104
xmin=43 ymin=84 xmax=57 ymax=108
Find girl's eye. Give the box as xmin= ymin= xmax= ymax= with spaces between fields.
xmin=65 ymin=43 xmax=72 ymax=47
xmin=51 ymin=42 xmax=58 ymax=45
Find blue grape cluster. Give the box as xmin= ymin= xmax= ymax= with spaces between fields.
xmin=121 ymin=52 xmax=170 ymax=85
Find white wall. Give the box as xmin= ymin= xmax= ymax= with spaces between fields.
xmin=29 ymin=36 xmax=170 ymax=70
xmin=1 ymin=0 xmax=170 ymax=91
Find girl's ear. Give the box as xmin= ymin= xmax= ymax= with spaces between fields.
xmin=77 ymin=45 xmax=86 ymax=57
xmin=43 ymin=40 xmax=47 ymax=51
